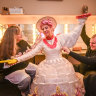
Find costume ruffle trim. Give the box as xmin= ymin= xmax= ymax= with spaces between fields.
xmin=76 ymin=13 xmax=91 ymax=19
xmin=28 ymin=86 xmax=84 ymax=96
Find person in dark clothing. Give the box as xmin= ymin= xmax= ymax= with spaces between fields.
xmin=0 ymin=79 xmax=22 ymax=96
xmin=74 ymin=25 xmax=96 ymax=75
xmin=63 ymin=47 xmax=96 ymax=96
xmin=0 ymin=26 xmax=36 ymax=96
xmin=81 ymin=25 xmax=96 ymax=56
xmin=63 ymin=48 xmax=96 ymax=67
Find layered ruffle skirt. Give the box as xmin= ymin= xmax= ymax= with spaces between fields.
xmin=30 ymin=57 xmax=84 ymax=96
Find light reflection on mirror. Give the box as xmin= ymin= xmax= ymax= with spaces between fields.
xmin=0 ymin=24 xmax=96 ymax=49
xmin=92 ymin=24 xmax=96 ymax=35
xmin=20 ymin=24 xmax=78 ymax=45
xmin=0 ymin=24 xmax=7 ymax=41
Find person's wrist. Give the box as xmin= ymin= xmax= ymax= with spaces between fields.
xmin=68 ymin=50 xmax=71 ymax=54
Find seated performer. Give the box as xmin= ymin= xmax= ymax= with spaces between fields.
xmin=0 ymin=14 xmax=90 ymax=96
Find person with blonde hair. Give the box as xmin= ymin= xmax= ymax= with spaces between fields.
xmin=0 ymin=14 xmax=90 ymax=96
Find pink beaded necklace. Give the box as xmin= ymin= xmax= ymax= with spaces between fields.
xmin=43 ymin=36 xmax=57 ymax=49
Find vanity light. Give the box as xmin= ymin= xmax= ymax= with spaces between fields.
xmin=33 ymin=24 xmax=37 ymax=43
xmin=64 ymin=24 xmax=68 ymax=34
xmin=0 ymin=24 xmax=7 ymax=42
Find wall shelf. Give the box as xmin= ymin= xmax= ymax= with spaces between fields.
xmin=0 ymin=15 xmax=96 ymax=24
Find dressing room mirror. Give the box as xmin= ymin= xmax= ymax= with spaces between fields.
xmin=18 ymin=24 xmax=78 ymax=45
xmin=0 ymin=24 xmax=95 ymax=49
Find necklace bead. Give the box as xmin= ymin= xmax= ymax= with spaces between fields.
xmin=43 ymin=37 xmax=57 ymax=49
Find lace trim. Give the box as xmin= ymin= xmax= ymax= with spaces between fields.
xmin=44 ymin=57 xmax=63 ymax=63
xmin=33 ymin=79 xmax=78 ymax=85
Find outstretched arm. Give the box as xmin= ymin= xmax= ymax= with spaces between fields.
xmin=69 ymin=51 xmax=96 ymax=65
xmin=0 ymin=40 xmax=43 ymax=64
xmin=81 ymin=25 xmax=90 ymax=46
xmin=63 ymin=47 xmax=96 ymax=65
xmin=59 ymin=13 xmax=91 ymax=48
xmin=59 ymin=18 xmax=86 ymax=48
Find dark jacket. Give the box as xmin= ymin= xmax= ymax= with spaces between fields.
xmin=69 ymin=51 xmax=96 ymax=96
xmin=79 ymin=25 xmax=96 ymax=75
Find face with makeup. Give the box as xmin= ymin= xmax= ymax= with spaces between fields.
xmin=36 ymin=16 xmax=57 ymax=39
xmin=41 ymin=24 xmax=54 ymax=38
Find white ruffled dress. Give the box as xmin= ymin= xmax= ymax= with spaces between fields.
xmin=16 ymin=23 xmax=85 ymax=96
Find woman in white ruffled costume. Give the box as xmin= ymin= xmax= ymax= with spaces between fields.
xmin=0 ymin=14 xmax=90 ymax=96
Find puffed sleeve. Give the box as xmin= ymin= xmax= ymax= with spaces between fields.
xmin=16 ymin=40 xmax=43 ymax=63
xmin=58 ymin=21 xmax=85 ymax=48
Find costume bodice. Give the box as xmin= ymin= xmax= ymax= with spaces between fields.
xmin=43 ymin=39 xmax=62 ymax=60
xmin=16 ymin=22 xmax=84 ymax=63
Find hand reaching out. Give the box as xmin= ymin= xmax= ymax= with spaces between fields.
xmin=62 ymin=47 xmax=71 ymax=54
